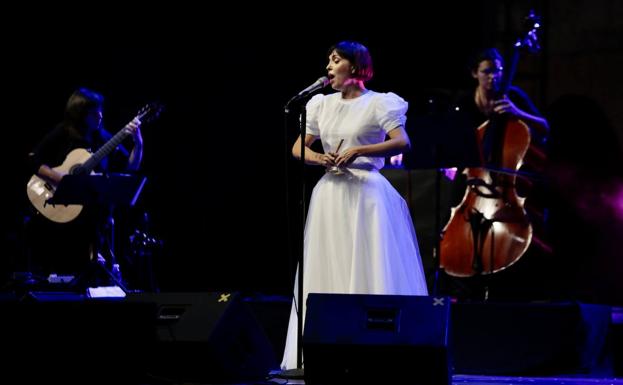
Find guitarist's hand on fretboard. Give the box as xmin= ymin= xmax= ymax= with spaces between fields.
xmin=123 ymin=117 xmax=143 ymax=144
xmin=124 ymin=117 xmax=143 ymax=171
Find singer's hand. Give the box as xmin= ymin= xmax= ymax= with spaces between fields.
xmin=319 ymin=152 xmax=338 ymax=168
xmin=335 ymin=147 xmax=360 ymax=167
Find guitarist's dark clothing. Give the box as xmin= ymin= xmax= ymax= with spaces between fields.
xmin=26 ymin=124 xmax=132 ymax=280
xmin=28 ymin=124 xmax=130 ymax=177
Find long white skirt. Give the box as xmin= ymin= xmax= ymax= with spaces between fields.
xmin=281 ymin=168 xmax=429 ymax=370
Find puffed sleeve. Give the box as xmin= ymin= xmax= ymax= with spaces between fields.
xmin=375 ymin=92 xmax=408 ymax=133
xmin=304 ymin=94 xmax=324 ymax=137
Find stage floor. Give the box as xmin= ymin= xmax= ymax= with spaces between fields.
xmin=453 ymin=375 xmax=623 ymax=384
xmin=260 ymin=373 xmax=623 ymax=385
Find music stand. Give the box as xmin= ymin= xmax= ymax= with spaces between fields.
xmin=48 ymin=173 xmax=147 ymax=292
xmin=403 ymin=110 xmax=481 ymax=295
xmin=49 ymin=173 xmax=146 ymax=207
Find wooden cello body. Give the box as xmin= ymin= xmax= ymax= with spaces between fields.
xmin=440 ymin=118 xmax=533 ymax=277
xmin=438 ymin=11 xmax=544 ymax=278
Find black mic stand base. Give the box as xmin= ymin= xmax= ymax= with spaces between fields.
xmin=69 ymin=260 xmax=129 ymax=294
xmin=274 ymin=367 xmax=304 ymax=379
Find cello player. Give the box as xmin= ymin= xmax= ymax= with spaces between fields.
xmin=441 ymin=47 xmax=550 ymax=299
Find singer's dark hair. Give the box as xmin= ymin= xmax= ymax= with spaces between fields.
xmin=470 ymin=47 xmax=504 ymax=72
xmin=329 ymin=41 xmax=373 ymax=82
xmin=64 ymin=87 xmax=104 ymax=132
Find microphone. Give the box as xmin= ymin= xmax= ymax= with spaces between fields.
xmin=284 ymin=76 xmax=330 ymax=112
xmin=296 ymin=76 xmax=329 ymax=97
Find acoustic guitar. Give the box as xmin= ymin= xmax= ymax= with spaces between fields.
xmin=26 ymin=102 xmax=162 ymax=223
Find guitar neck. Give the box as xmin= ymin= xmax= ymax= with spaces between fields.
xmin=79 ymin=102 xmax=161 ymax=174
xmin=82 ymin=128 xmax=130 ymax=173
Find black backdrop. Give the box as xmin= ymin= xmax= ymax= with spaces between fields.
xmin=5 ymin=3 xmax=622 ymax=304
xmin=2 ymin=5 xmax=484 ymax=293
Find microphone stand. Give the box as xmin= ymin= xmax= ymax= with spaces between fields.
xmin=279 ymin=93 xmax=313 ymax=379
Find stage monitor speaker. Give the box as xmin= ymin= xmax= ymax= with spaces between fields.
xmin=0 ymin=295 xmax=157 ymax=383
xmin=451 ymin=301 xmax=612 ymax=375
xmin=126 ymin=291 xmax=278 ymax=383
xmin=303 ymin=293 xmax=451 ymax=385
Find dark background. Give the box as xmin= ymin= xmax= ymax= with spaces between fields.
xmin=2 ymin=1 xmax=622 ymax=304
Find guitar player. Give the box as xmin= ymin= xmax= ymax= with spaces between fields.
xmin=25 ymin=87 xmax=143 ymax=284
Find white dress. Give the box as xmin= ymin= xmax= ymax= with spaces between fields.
xmin=281 ymin=91 xmax=429 ymax=370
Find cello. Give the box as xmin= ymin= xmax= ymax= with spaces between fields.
xmin=440 ymin=12 xmax=543 ymax=277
